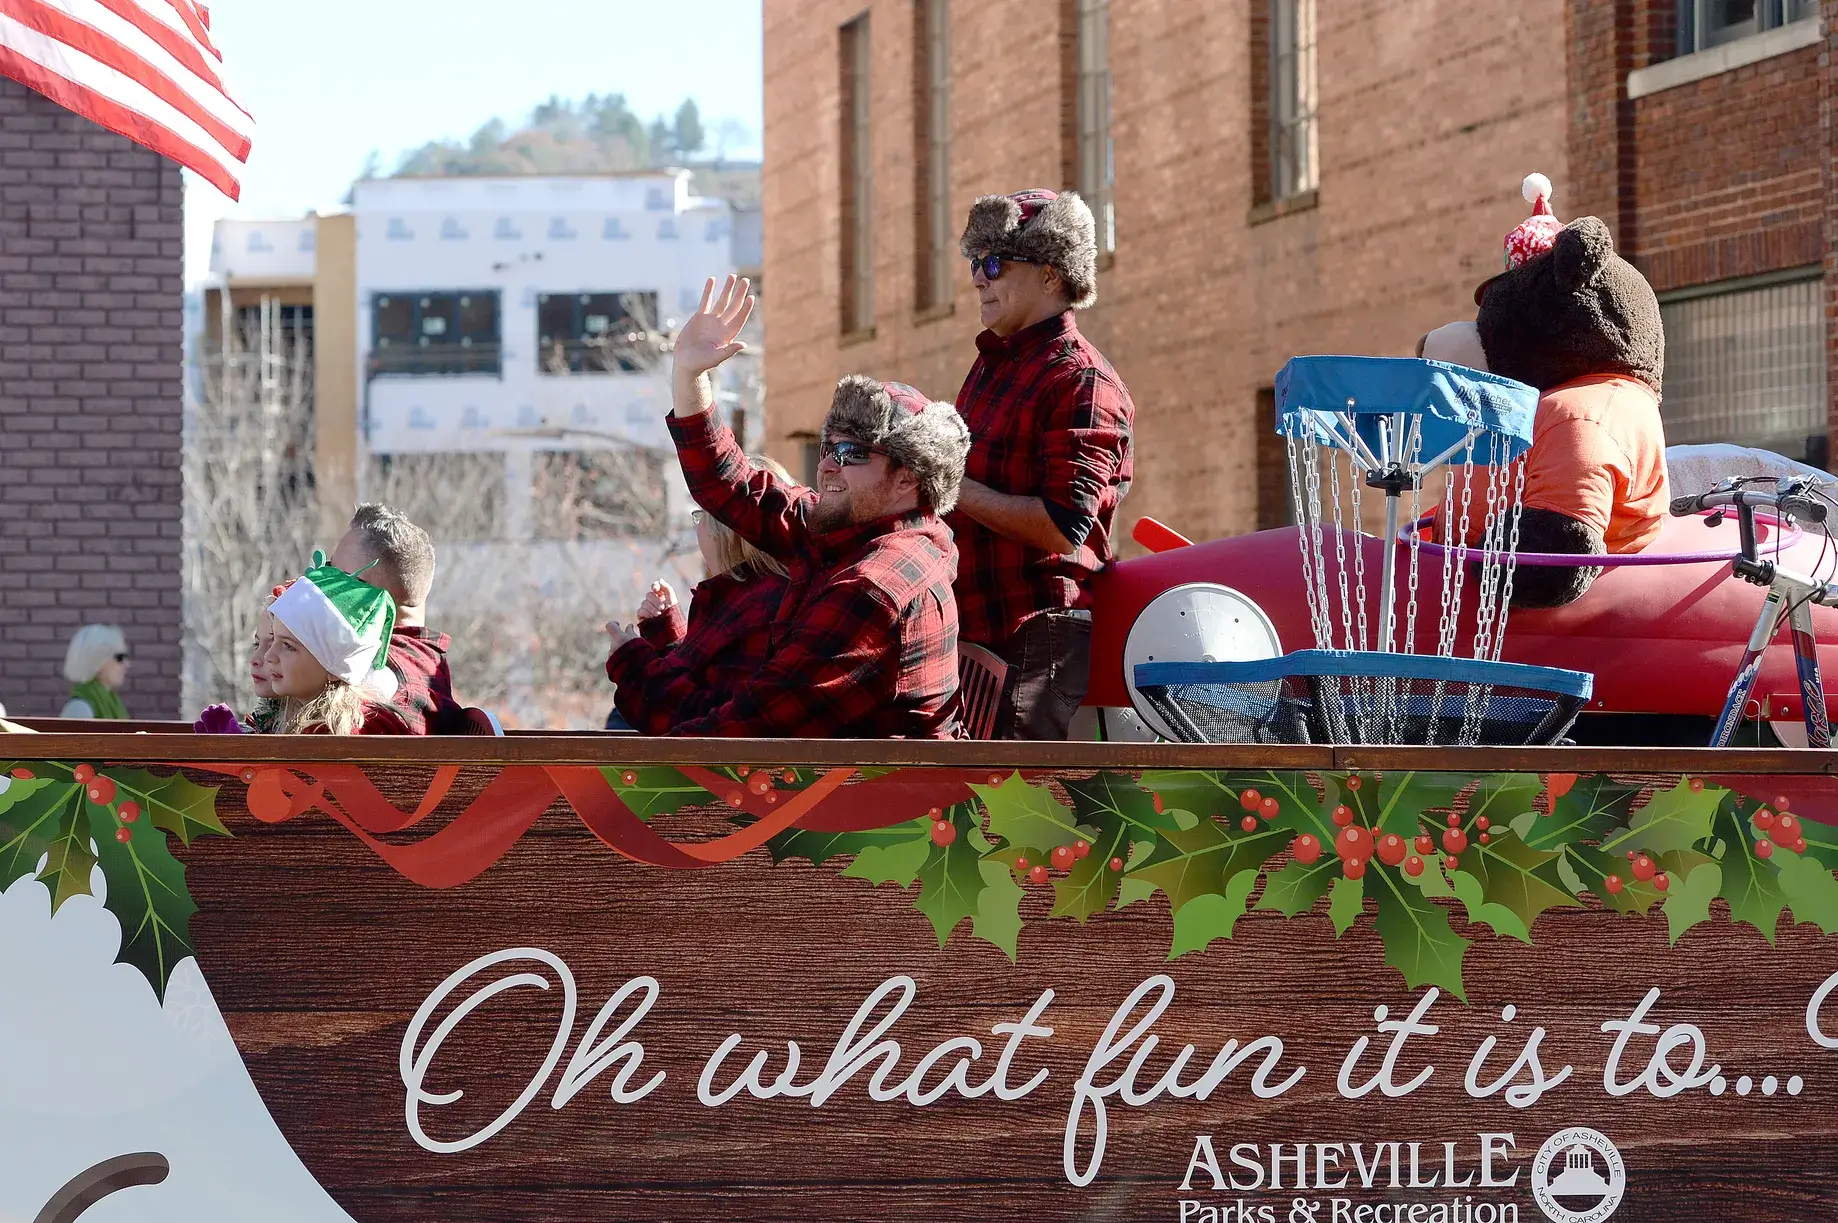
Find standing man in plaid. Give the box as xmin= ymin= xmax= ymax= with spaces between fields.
xmin=953 ymin=189 xmax=1136 ymax=739
xmin=603 ymin=275 xmax=970 ymax=738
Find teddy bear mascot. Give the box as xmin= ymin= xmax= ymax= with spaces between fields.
xmin=1426 ymin=174 xmax=1671 ymax=609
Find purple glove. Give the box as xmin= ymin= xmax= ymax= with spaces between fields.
xmin=193 ymin=703 xmax=249 ymax=735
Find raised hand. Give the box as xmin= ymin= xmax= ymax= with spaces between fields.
xmin=636 ymin=579 xmax=678 ymax=623
xmin=673 ymin=275 xmax=755 ymax=379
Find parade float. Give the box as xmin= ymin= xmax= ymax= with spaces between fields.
xmin=7 ymin=357 xmax=1838 ymax=1222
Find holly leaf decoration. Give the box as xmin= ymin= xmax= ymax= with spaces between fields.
xmin=0 ymin=778 xmax=75 ymax=888
xmin=600 ymin=766 xmax=712 ymax=819
xmin=1256 ymin=854 xmax=1339 ymax=917
xmin=1520 ymin=774 xmax=1643 ymax=851
xmin=1327 ymin=874 xmax=1366 ymax=936
xmin=1139 ymin=770 xmax=1239 ymax=821
xmin=1228 ymin=770 xmax=1325 ymax=834
xmin=840 ymin=827 xmax=934 ymax=888
xmin=772 ymin=818 xmax=929 ymax=867
xmin=37 ymin=792 xmax=97 ymax=914
xmin=1776 ymin=851 xmax=1838 ymax=935
xmin=1168 ymin=869 xmax=1261 ymax=959
xmin=1049 ymin=818 xmax=1129 ymax=922
xmin=1369 ymin=868 xmax=1470 ymax=1000
xmin=1603 ymin=780 xmax=1721 ymax=858
xmin=1795 ymin=815 xmax=1838 ymax=870
xmin=971 ymin=857 xmax=1026 ymax=960
xmin=1455 ymin=829 xmax=1577 ymax=938
xmin=913 ymin=808 xmax=986 ymax=945
xmin=1134 ymin=818 xmax=1290 ymax=915
xmin=972 ymin=773 xmax=1082 ymax=851
xmin=1360 ymin=772 xmax=1476 ymax=838
xmin=1711 ymin=801 xmax=1788 ymax=942
xmin=1569 ymin=846 xmax=1666 ymax=915
xmin=109 ymin=768 xmax=229 ymax=846
xmin=86 ymin=798 xmax=196 ymax=1001
xmin=1465 ymin=774 xmax=1544 ymax=832
xmin=1062 ymin=772 xmax=1181 ymax=839
xmin=1663 ymin=863 xmax=1723 ymax=945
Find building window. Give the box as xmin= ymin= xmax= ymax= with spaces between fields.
xmin=1659 ymin=271 xmax=1827 ymax=466
xmin=1074 ymin=0 xmax=1115 ymax=255
xmin=1270 ymin=0 xmax=1318 ymax=201
xmin=1678 ymin=0 xmax=1815 ymax=54
xmin=840 ymin=13 xmax=875 ymax=334
xmin=913 ymin=0 xmax=952 ymax=310
xmin=536 ymin=291 xmax=663 ymax=374
xmin=372 ymin=291 xmax=501 ymax=376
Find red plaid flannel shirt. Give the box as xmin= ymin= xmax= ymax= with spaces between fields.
xmin=386 ymin=628 xmax=467 ymax=735
xmin=666 ymin=409 xmax=961 ymax=738
xmin=949 ymin=310 xmax=1135 ymax=645
xmin=604 ymin=569 xmax=788 ymax=734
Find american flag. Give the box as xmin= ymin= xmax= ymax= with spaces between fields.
xmin=0 ymin=0 xmax=253 ymax=199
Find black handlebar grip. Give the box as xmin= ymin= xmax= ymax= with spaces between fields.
xmin=1669 ymin=494 xmax=1706 ymax=516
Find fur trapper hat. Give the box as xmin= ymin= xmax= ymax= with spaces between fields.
xmin=823 ymin=376 xmax=971 ymax=515
xmin=959 ymin=189 xmax=1099 ymax=309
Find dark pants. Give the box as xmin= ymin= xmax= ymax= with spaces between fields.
xmin=990 ymin=611 xmax=1092 ymax=741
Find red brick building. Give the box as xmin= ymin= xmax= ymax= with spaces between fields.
xmin=761 ymin=0 xmax=1836 ymax=546
xmin=0 ymin=77 xmax=184 ymax=717
xmin=1571 ymin=0 xmax=1832 ymax=465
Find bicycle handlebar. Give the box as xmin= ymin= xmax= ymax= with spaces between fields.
xmin=1670 ymin=482 xmax=1829 ymax=523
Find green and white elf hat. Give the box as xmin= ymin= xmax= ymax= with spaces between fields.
xmin=270 ymin=551 xmax=399 ymax=700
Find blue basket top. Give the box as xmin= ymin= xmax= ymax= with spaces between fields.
xmin=1275 ymin=356 xmax=1539 ymax=468
xmin=1135 ymin=650 xmax=1594 ymax=700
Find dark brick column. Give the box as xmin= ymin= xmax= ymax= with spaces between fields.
xmin=0 ymin=76 xmax=183 ymax=717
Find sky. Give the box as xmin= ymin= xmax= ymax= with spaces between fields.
xmin=182 ymin=0 xmax=765 ymax=285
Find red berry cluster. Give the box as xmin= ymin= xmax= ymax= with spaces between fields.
xmin=1753 ymin=805 xmax=1807 ymax=859
xmin=1013 ymin=839 xmax=1094 ymax=885
xmin=71 ymin=765 xmax=138 ymax=844
xmin=1237 ymin=787 xmax=1282 ymax=834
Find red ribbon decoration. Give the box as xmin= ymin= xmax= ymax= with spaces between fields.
xmin=181 ymin=760 xmax=1001 ymax=888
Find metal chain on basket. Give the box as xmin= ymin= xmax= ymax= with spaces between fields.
xmin=1490 ymin=454 xmax=1531 ymax=661
xmin=1294 ymin=436 xmax=1333 ymax=651
xmin=1328 ymin=449 xmax=1355 ymax=654
xmin=1461 ymin=439 xmax=1516 ymax=744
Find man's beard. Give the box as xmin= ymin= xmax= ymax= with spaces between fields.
xmin=811 ymin=489 xmax=854 ymax=533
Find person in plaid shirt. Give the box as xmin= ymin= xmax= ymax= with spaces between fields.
xmin=952 ymin=188 xmax=1136 ymax=739
xmin=603 ymin=459 xmax=792 ymax=733
xmin=328 ymin=503 xmax=467 ymax=735
xmin=602 ymin=276 xmax=969 ymax=739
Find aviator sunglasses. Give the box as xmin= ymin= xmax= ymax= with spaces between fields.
xmin=968 ymin=253 xmax=1038 ymax=281
xmin=820 ymin=438 xmax=883 ymax=468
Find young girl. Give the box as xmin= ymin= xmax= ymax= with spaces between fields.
xmin=604 ymin=456 xmax=792 ymax=734
xmin=263 ymin=555 xmax=410 ymax=735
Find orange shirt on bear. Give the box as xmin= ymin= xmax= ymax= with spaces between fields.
xmin=1519 ymin=374 xmax=1668 ymax=554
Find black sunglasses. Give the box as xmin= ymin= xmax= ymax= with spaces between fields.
xmin=820 ymin=438 xmax=883 ymax=468
xmin=968 ymin=253 xmax=1038 ymax=281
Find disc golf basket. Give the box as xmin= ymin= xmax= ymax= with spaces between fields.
xmin=1135 ymin=356 xmax=1594 ymax=746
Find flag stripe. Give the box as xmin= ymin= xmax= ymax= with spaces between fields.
xmin=83 ymin=0 xmax=246 ymax=116
xmin=0 ymin=22 xmax=240 ymax=196
xmin=3 ymin=0 xmax=249 ymax=156
xmin=160 ymin=0 xmax=217 ymax=61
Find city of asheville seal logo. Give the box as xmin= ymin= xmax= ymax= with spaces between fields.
xmin=1531 ymin=1127 xmax=1626 ymax=1223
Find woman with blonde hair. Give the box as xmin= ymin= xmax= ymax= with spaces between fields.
xmin=61 ymin=625 xmax=131 ymax=720
xmin=604 ymin=455 xmax=793 ymax=733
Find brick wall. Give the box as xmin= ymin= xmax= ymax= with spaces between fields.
xmin=0 ymin=77 xmax=184 ymax=717
xmin=1827 ymin=0 xmax=1838 ymax=450
xmin=762 ymin=0 xmax=1568 ymax=545
xmin=1630 ymin=43 xmax=1825 ymax=292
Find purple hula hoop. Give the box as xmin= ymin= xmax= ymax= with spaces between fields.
xmin=1402 ymin=510 xmax=1804 ymax=567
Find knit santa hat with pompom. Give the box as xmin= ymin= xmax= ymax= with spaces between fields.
xmin=1475 ymin=173 xmax=1564 ymax=305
